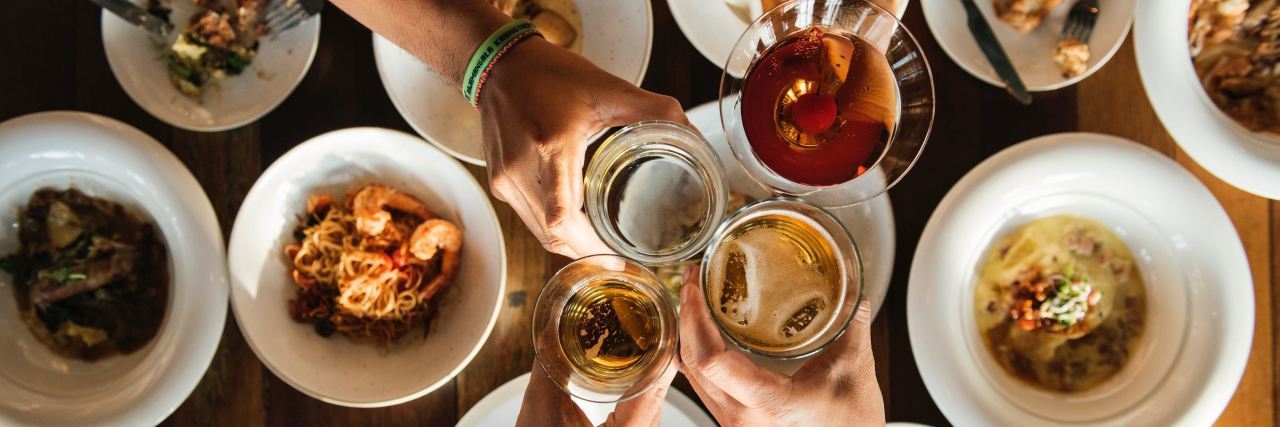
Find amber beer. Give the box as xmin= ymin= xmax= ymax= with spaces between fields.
xmin=704 ymin=208 xmax=847 ymax=354
xmin=558 ymin=278 xmax=661 ymax=380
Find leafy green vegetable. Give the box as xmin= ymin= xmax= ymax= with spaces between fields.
xmin=222 ymin=51 xmax=251 ymax=75
xmin=38 ymin=265 xmax=86 ymax=284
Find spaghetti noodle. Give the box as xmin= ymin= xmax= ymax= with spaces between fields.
xmin=285 ymin=184 xmax=462 ymax=345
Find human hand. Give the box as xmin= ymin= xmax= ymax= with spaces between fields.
xmin=479 ymin=37 xmax=690 ymax=258
xmin=676 ymin=268 xmax=884 ymax=426
xmin=515 ymin=358 xmax=679 ymax=427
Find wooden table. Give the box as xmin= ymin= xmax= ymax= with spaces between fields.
xmin=1 ymin=0 xmax=1274 ymax=425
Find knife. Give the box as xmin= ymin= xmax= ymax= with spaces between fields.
xmin=959 ymin=0 xmax=1032 ymax=105
xmin=91 ymin=0 xmax=174 ymax=39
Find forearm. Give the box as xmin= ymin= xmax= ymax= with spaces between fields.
xmin=331 ymin=0 xmax=510 ymax=84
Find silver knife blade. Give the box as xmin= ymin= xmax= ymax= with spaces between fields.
xmin=959 ymin=0 xmax=1032 ymax=105
xmin=91 ymin=0 xmax=174 ymax=38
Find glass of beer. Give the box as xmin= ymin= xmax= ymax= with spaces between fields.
xmin=532 ymin=254 xmax=679 ymax=402
xmin=700 ymin=198 xmax=863 ymax=358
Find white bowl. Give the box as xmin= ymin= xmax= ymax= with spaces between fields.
xmin=908 ymin=133 xmax=1252 ymax=425
xmin=685 ymin=99 xmax=895 ymax=319
xmin=101 ymin=1 xmax=320 ymax=131
xmin=227 ymin=127 xmax=506 ymax=407
xmin=1136 ymin=0 xmax=1280 ymax=199
xmin=668 ymin=0 xmax=910 ymax=70
xmin=456 ymin=372 xmax=716 ymax=427
xmin=0 ymin=111 xmax=228 ymax=426
xmin=373 ymin=0 xmax=653 ymax=165
xmin=922 ymin=0 xmax=1134 ymax=91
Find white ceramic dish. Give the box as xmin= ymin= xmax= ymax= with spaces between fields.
xmin=922 ymin=0 xmax=1134 ymax=91
xmin=373 ymin=0 xmax=653 ymax=165
xmin=668 ymin=0 xmax=909 ymax=70
xmin=687 ymin=100 xmax=895 ymax=319
xmin=227 ymin=128 xmax=506 ymax=407
xmin=1135 ymin=0 xmax=1280 ymax=199
xmin=102 ymin=0 xmax=320 ymax=132
xmin=908 ymin=133 xmax=1252 ymax=426
xmin=0 ymin=111 xmax=228 ymax=426
xmin=457 ymin=372 xmax=716 ymax=426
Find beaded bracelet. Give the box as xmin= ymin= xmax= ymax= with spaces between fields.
xmin=461 ymin=19 xmax=542 ymax=109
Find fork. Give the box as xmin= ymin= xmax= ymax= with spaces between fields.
xmin=261 ymin=0 xmax=325 ymax=38
xmin=1060 ymin=0 xmax=1100 ymax=43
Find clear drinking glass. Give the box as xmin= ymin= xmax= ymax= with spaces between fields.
xmin=719 ymin=0 xmax=935 ymax=208
xmin=699 ymin=198 xmax=864 ymax=359
xmin=584 ymin=121 xmax=729 ymax=266
xmin=531 ymin=255 xmax=679 ymax=402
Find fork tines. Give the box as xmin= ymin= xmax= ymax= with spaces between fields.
xmin=1060 ymin=0 xmax=1100 ymax=43
xmin=262 ymin=0 xmax=320 ymax=38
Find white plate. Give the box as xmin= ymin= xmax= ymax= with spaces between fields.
xmin=373 ymin=0 xmax=653 ymax=166
xmin=457 ymin=372 xmax=716 ymax=427
xmin=686 ymin=100 xmax=895 ymax=320
xmin=1136 ymin=0 xmax=1280 ymax=199
xmin=227 ymin=127 xmax=506 ymax=407
xmin=922 ymin=0 xmax=1134 ymax=91
xmin=0 ymin=111 xmax=228 ymax=426
xmin=668 ymin=0 xmax=909 ymax=70
xmin=908 ymin=133 xmax=1252 ymax=426
xmin=102 ymin=1 xmax=320 ymax=132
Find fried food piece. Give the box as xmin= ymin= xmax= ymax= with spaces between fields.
xmin=1053 ymin=39 xmax=1090 ymax=77
xmin=994 ymin=0 xmax=1063 ymax=32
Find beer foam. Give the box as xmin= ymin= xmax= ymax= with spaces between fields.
xmin=706 ymin=210 xmax=844 ymax=352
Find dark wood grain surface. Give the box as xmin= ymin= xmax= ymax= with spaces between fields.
xmin=1 ymin=0 xmax=1275 ymax=425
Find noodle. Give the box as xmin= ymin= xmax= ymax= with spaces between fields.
xmin=284 ymin=188 xmax=455 ymax=345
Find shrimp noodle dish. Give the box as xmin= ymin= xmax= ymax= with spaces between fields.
xmin=284 ymin=184 xmax=463 ymax=346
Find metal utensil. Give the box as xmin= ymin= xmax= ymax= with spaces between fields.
xmin=958 ymin=0 xmax=1032 ymax=105
xmin=261 ymin=0 xmax=325 ymax=39
xmin=1061 ymin=0 xmax=1100 ymax=43
xmin=90 ymin=0 xmax=173 ymax=39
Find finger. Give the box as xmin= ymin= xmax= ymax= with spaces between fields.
xmin=796 ymin=297 xmax=875 ymax=382
xmin=540 ymin=139 xmax=612 ymax=258
xmin=517 ymin=362 xmax=594 ymax=427
xmin=677 ymin=355 xmax=738 ymax=420
xmin=607 ymin=359 xmax=678 ymax=427
xmin=600 ymin=92 xmax=691 ymax=129
xmin=677 ymin=275 xmax=786 ymax=408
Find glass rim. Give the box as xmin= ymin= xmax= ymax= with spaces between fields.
xmin=584 ymin=120 xmax=730 ymax=266
xmin=718 ymin=0 xmax=936 ymax=208
xmin=530 ymin=254 xmax=679 ymax=403
xmin=697 ymin=197 xmax=866 ymax=360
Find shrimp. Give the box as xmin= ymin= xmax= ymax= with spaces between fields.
xmin=409 ymin=219 xmax=463 ymax=300
xmin=350 ymin=184 xmax=435 ymax=236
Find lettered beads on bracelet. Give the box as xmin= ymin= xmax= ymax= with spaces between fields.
xmin=461 ymin=19 xmax=543 ymax=109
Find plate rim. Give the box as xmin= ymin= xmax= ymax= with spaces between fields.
xmin=371 ymin=0 xmax=655 ymax=166
xmin=99 ymin=5 xmax=322 ymax=132
xmin=919 ymin=0 xmax=1134 ymax=92
xmin=906 ymin=132 xmax=1253 ymax=425
xmin=455 ymin=372 xmax=717 ymax=427
xmin=1134 ymin=0 xmax=1280 ymax=200
xmin=0 ymin=110 xmax=228 ymax=426
xmin=226 ymin=126 xmax=508 ymax=407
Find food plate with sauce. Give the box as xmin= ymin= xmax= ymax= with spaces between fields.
xmin=101 ymin=0 xmax=320 ymax=131
xmin=227 ymin=127 xmax=506 ymax=407
xmin=373 ymin=0 xmax=652 ymax=165
xmin=1136 ymin=0 xmax=1280 ymax=199
xmin=908 ymin=133 xmax=1252 ymax=425
xmin=0 ymin=111 xmax=228 ymax=426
